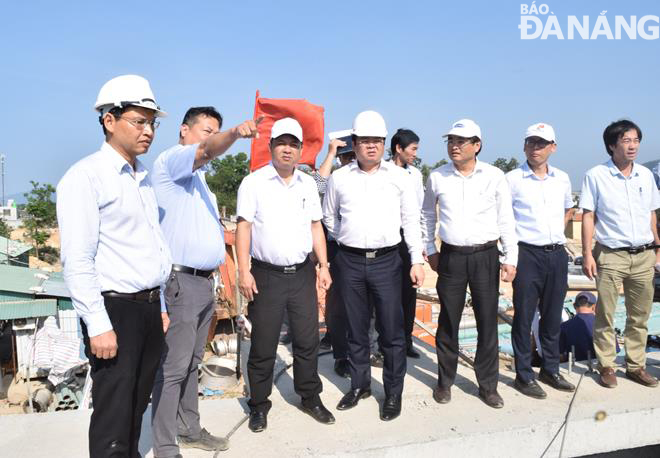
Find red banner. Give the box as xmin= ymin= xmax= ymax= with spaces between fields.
xmin=250 ymin=90 xmax=325 ymax=172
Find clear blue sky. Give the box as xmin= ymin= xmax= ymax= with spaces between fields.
xmin=1 ymin=0 xmax=659 ymax=199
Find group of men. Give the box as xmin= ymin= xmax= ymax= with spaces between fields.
xmin=56 ymin=74 xmax=660 ymax=457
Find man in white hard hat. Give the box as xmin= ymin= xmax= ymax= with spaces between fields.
xmin=421 ymin=119 xmax=517 ymax=409
xmin=323 ymin=110 xmax=425 ymax=421
xmin=57 ymin=75 xmax=172 ymax=457
xmin=236 ymin=117 xmax=334 ymax=432
xmin=150 ymin=107 xmax=259 ymax=456
xmin=506 ymin=123 xmax=576 ymax=400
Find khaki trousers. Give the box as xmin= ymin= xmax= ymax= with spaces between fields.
xmin=594 ymin=243 xmax=655 ymax=370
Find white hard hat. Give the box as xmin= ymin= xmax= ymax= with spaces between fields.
xmin=351 ymin=110 xmax=387 ymax=138
xmin=525 ymin=122 xmax=556 ymax=143
xmin=271 ymin=117 xmax=303 ymax=142
xmin=443 ymin=119 xmax=481 ymax=140
xmin=94 ymin=74 xmax=167 ymax=117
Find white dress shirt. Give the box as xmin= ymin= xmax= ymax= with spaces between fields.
xmin=236 ymin=164 xmax=322 ymax=266
xmin=397 ymin=162 xmax=424 ymax=210
xmin=322 ymin=160 xmax=424 ymax=264
xmin=580 ymin=159 xmax=660 ymax=248
xmin=57 ymin=143 xmax=172 ymax=337
xmin=506 ymin=162 xmax=573 ymax=246
xmin=421 ymin=159 xmax=518 ymax=266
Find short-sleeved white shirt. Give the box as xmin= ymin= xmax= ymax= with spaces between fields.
xmin=506 ymin=162 xmax=573 ymax=245
xmin=237 ymin=163 xmax=322 ymax=265
xmin=580 ymin=159 xmax=660 ymax=248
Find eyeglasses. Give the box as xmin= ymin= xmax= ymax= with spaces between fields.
xmin=119 ymin=116 xmax=160 ymax=130
xmin=445 ymin=138 xmax=474 ymax=147
xmin=525 ymin=138 xmax=553 ymax=149
xmin=356 ymin=137 xmax=384 ymax=146
xmin=620 ymin=138 xmax=640 ymax=145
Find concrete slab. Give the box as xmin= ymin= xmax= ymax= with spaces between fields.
xmin=1 ymin=340 xmax=660 ymax=457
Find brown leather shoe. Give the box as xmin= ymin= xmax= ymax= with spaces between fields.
xmin=599 ymin=367 xmax=617 ymax=388
xmin=432 ymin=386 xmax=451 ymax=404
xmin=626 ymin=368 xmax=658 ymax=387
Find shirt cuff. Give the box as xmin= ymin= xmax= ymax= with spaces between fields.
xmin=426 ymin=243 xmax=438 ymax=256
xmin=501 ymin=253 xmax=518 ymax=267
xmin=160 ymin=289 xmax=167 ymax=313
xmin=83 ymin=309 xmax=114 ymax=337
xmin=411 ymin=252 xmax=424 ymax=265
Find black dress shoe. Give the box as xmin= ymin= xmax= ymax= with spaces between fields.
xmin=334 ymin=359 xmax=350 ymax=378
xmin=406 ymin=343 xmax=421 ymax=359
xmin=432 ymin=385 xmax=451 ymax=404
xmin=539 ymin=370 xmax=575 ymax=392
xmin=514 ymin=378 xmax=547 ymax=399
xmin=248 ymin=411 xmax=267 ymax=432
xmin=302 ymin=403 xmax=335 ymax=424
xmin=337 ymin=388 xmax=371 ymax=410
xmin=370 ymin=351 xmax=384 ymax=368
xmin=380 ymin=395 xmax=402 ymax=421
xmin=319 ymin=333 xmax=332 ymax=350
xmin=478 ymin=389 xmax=504 ymax=409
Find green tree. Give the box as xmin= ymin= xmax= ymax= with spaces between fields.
xmin=23 ymin=181 xmax=57 ymax=259
xmin=491 ymin=157 xmax=520 ymax=173
xmin=421 ymin=159 xmax=448 ymax=184
xmin=0 ymin=219 xmax=10 ymax=238
xmin=206 ymin=153 xmax=250 ymax=215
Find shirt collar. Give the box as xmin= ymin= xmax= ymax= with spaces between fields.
xmin=101 ymin=142 xmax=148 ymax=181
xmin=521 ymin=161 xmax=556 ymax=179
xmin=349 ymin=159 xmax=391 ymax=173
xmin=606 ymin=158 xmax=639 ymax=178
xmin=264 ymin=162 xmax=304 ymax=185
xmin=450 ymin=158 xmax=483 ymax=177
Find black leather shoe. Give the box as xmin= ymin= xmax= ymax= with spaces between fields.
xmin=406 ymin=343 xmax=421 ymax=359
xmin=478 ymin=389 xmax=504 ymax=409
xmin=370 ymin=351 xmax=384 ymax=368
xmin=334 ymin=358 xmax=350 ymax=378
xmin=302 ymin=402 xmax=335 ymax=424
xmin=514 ymin=378 xmax=547 ymax=399
xmin=248 ymin=411 xmax=267 ymax=432
xmin=539 ymin=370 xmax=575 ymax=392
xmin=380 ymin=395 xmax=402 ymax=421
xmin=319 ymin=334 xmax=332 ymax=350
xmin=432 ymin=385 xmax=451 ymax=404
xmin=337 ymin=388 xmax=371 ymax=410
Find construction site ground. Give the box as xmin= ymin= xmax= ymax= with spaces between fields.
xmin=2 ymin=338 xmax=660 ymax=457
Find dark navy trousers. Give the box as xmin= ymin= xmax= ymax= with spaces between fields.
xmin=334 ymin=248 xmax=406 ymax=396
xmin=325 ymin=241 xmax=349 ymax=360
xmin=512 ymin=243 xmax=568 ymax=383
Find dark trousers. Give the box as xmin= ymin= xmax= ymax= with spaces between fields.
xmin=512 ymin=244 xmax=568 ymax=382
xmin=81 ymin=296 xmax=164 ymax=458
xmin=335 ymin=249 xmax=406 ymax=396
xmin=398 ymin=232 xmax=417 ymax=347
xmin=436 ymin=245 xmax=500 ymax=392
xmin=326 ymin=241 xmax=349 ymax=360
xmin=247 ymin=259 xmax=322 ymax=413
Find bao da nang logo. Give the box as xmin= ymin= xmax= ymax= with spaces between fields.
xmin=519 ymin=2 xmax=659 ymax=39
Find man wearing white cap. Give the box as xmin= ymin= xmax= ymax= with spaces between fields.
xmin=506 ymin=123 xmax=576 ymax=400
xmin=236 ymin=117 xmax=334 ymax=432
xmin=323 ymin=110 xmax=425 ymax=421
xmin=57 ymin=75 xmax=172 ymax=457
xmin=422 ymin=119 xmax=517 ymax=408
xmin=150 ymin=107 xmax=259 ymax=456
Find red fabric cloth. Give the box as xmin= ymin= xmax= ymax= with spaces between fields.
xmin=250 ymin=91 xmax=325 ymax=171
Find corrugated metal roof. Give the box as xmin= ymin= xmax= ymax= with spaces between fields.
xmin=0 ymin=298 xmax=57 ymax=319
xmin=0 ymin=236 xmax=32 ymax=257
xmin=0 ymin=264 xmax=70 ymax=299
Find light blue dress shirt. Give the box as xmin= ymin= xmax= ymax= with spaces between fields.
xmin=506 ymin=162 xmax=573 ymax=245
xmin=151 ymin=144 xmax=225 ymax=270
xmin=580 ymin=159 xmax=660 ymax=248
xmin=57 ymin=143 xmax=172 ymax=336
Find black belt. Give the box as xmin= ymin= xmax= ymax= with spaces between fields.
xmin=338 ymin=244 xmax=398 ymax=259
xmin=519 ymin=241 xmax=564 ymax=252
xmin=252 ymin=255 xmax=309 ymax=274
xmin=606 ymin=243 xmax=654 ymax=254
xmin=172 ymin=264 xmax=214 ymax=278
xmin=102 ymin=287 xmax=160 ymax=303
xmin=441 ymin=240 xmax=498 ymax=254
